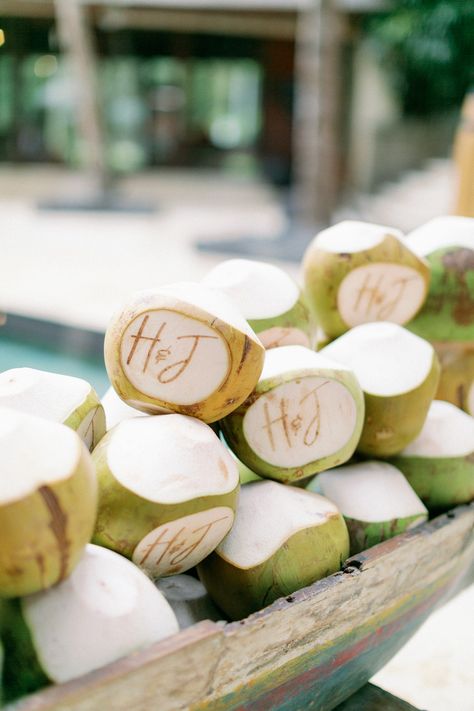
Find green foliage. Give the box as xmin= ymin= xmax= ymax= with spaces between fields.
xmin=364 ymin=1 xmax=474 ymax=115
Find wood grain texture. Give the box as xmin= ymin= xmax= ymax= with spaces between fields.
xmin=10 ymin=504 xmax=474 ymax=711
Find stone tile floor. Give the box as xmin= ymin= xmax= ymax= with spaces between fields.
xmin=0 ymin=164 xmax=472 ymax=710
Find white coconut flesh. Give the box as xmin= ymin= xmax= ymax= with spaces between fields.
xmin=337 ymin=263 xmax=427 ymax=328
xmin=405 ymin=216 xmax=474 ymax=256
xmin=257 ymin=327 xmax=311 ymax=349
xmin=0 ymin=407 xmax=82 ymax=506
xmin=321 ymin=323 xmax=435 ymax=396
xmin=243 ymin=346 xmax=358 ymax=467
xmin=146 ymin=282 xmax=258 ymax=339
xmin=313 ymin=220 xmax=403 ymax=254
xmin=315 ymin=462 xmax=427 ymax=523
xmin=400 ymin=400 xmax=474 ymax=458
xmin=202 ymin=259 xmax=300 ymax=320
xmin=155 ymin=574 xmax=209 ymax=602
xmin=106 ymin=415 xmax=238 ymax=576
xmin=155 ymin=575 xmax=222 ymax=627
xmin=22 ymin=544 xmax=179 ymax=683
xmin=132 ymin=507 xmax=235 ymax=577
xmin=120 ymin=308 xmax=231 ymax=406
xmin=101 ymin=386 xmax=148 ymax=430
xmin=0 ymin=367 xmax=93 ymax=425
xmin=107 ymin=415 xmax=238 ymax=503
xmin=216 ymin=481 xmax=340 ymax=569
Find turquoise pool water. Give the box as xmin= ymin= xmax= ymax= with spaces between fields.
xmin=0 ymin=338 xmax=110 ymax=397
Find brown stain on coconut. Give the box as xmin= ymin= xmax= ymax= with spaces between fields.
xmin=218 ymin=458 xmax=229 ymax=481
xmin=39 ymin=486 xmax=70 ymax=583
xmin=236 ymin=336 xmax=252 ymax=375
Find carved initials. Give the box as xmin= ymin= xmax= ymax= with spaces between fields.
xmin=126 ymin=316 xmax=218 ymax=382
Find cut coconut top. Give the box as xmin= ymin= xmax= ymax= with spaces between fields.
xmin=0 ymin=407 xmax=82 ymax=505
xmin=216 ymin=480 xmax=340 ymax=568
xmin=0 ymin=368 xmax=92 ymax=423
xmin=261 ymin=345 xmax=352 ymax=382
xmin=312 ymin=461 xmax=427 ymax=522
xmin=23 ymin=544 xmax=179 ymax=683
xmin=400 ymin=400 xmax=474 ymax=458
xmin=133 ymin=282 xmax=259 ymax=342
xmin=202 ymin=259 xmax=300 ymax=320
xmin=106 ymin=414 xmax=239 ymax=503
xmin=156 ymin=574 xmax=208 ymax=602
xmin=312 ymin=220 xmax=403 ymax=254
xmin=405 ymin=216 xmax=474 ymax=256
xmin=321 ymin=323 xmax=434 ymax=396
xmin=101 ymin=386 xmax=148 ymax=430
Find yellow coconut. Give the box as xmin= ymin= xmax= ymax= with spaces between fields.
xmin=104 ymin=282 xmax=265 ymax=423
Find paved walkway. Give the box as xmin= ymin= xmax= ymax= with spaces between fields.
xmin=0 ymin=166 xmax=290 ymax=331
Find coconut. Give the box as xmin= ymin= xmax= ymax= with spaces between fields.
xmin=101 ymin=385 xmax=149 ymax=430
xmin=197 ymin=481 xmax=349 ymax=620
xmin=432 ymin=341 xmax=474 ymax=416
xmin=235 ymin=457 xmax=262 ymax=485
xmin=390 ymin=400 xmax=474 ymax=509
xmin=302 ymin=220 xmax=430 ymax=339
xmin=221 ymin=345 xmax=364 ymax=483
xmin=202 ymin=258 xmax=314 ymax=349
xmin=0 ymin=407 xmax=97 ymax=598
xmin=307 ymin=461 xmax=428 ymax=555
xmin=321 ymin=323 xmax=440 ymax=457
xmin=405 ymin=216 xmax=474 ymax=341
xmin=104 ymin=282 xmax=265 ymax=423
xmin=155 ymin=574 xmax=223 ymax=628
xmin=0 ymin=545 xmax=179 ymax=700
xmin=92 ymin=414 xmax=239 ymax=578
xmin=219 ymin=432 xmax=262 ymax=485
xmin=0 ymin=367 xmax=105 ymax=451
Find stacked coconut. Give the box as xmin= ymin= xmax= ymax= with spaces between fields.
xmin=2 ymin=218 xmax=473 ymax=702
xmin=0 ymin=402 xmax=180 ymax=701
xmin=404 ymin=216 xmax=474 ymax=416
xmin=300 ymin=219 xmax=473 ymax=546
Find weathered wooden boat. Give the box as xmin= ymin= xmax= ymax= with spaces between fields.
xmin=9 ymin=502 xmax=473 ymax=711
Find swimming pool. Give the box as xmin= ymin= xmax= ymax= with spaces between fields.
xmin=0 ymin=314 xmax=110 ymax=396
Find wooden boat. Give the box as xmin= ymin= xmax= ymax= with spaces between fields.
xmin=11 ymin=502 xmax=473 ymax=711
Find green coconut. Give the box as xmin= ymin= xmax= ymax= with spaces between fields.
xmin=155 ymin=574 xmax=224 ymax=628
xmin=202 ymin=258 xmax=315 ymax=349
xmin=197 ymin=480 xmax=349 ymax=620
xmin=390 ymin=400 xmax=474 ymax=509
xmin=303 ymin=220 xmax=430 ymax=339
xmin=432 ymin=341 xmax=474 ymax=416
xmin=219 ymin=432 xmax=262 ymax=485
xmin=405 ymin=216 xmax=474 ymax=341
xmin=0 ymin=544 xmax=179 ymax=701
xmin=221 ymin=345 xmax=364 ymax=483
xmin=307 ymin=461 xmax=428 ymax=555
xmin=101 ymin=385 xmax=149 ymax=430
xmin=235 ymin=457 xmax=262 ymax=485
xmin=0 ymin=639 xmax=3 ymax=707
xmin=0 ymin=407 xmax=98 ymax=598
xmin=0 ymin=367 xmax=105 ymax=451
xmin=104 ymin=282 xmax=265 ymax=423
xmin=321 ymin=322 xmax=440 ymax=457
xmin=92 ymin=414 xmax=239 ymax=578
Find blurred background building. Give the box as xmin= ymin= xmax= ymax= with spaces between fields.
xmin=1 ymin=0 xmax=472 ymax=226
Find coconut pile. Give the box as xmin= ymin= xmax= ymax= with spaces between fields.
xmin=1 ymin=217 xmax=473 ymax=703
